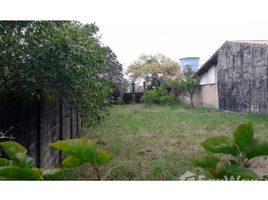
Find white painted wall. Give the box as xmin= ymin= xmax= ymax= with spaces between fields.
xmin=200 ymin=65 xmax=217 ymax=85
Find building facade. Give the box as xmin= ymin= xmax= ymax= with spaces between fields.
xmin=196 ymin=40 xmax=268 ymax=114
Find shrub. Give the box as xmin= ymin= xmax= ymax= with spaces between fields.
xmin=141 ymin=86 xmax=175 ymax=106
xmin=0 ymin=139 xmax=113 ymax=180
xmin=159 ymin=95 xmax=175 ymax=105
xmin=193 ymin=121 xmax=268 ymax=180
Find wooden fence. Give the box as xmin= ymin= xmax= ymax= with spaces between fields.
xmin=0 ymin=92 xmax=81 ymax=168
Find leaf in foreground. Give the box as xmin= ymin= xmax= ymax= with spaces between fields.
xmin=0 ymin=141 xmax=34 ymax=168
xmin=201 ymin=136 xmax=238 ymax=156
xmin=0 ymin=167 xmax=42 ymax=180
xmin=49 ymin=138 xmax=97 ymax=162
xmin=233 ymin=121 xmax=254 ymax=151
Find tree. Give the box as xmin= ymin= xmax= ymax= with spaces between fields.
xmin=126 ymin=53 xmax=180 ymax=85
xmin=102 ymin=46 xmax=126 ymax=98
xmin=164 ymin=78 xmax=185 ymax=101
xmin=180 ymin=65 xmax=200 ymax=107
xmin=103 ymin=46 xmax=124 ymax=85
xmin=0 ymin=21 xmax=113 ymax=121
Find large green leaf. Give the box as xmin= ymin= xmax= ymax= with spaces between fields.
xmin=42 ymin=169 xmax=64 ymax=180
xmin=201 ymin=136 xmax=238 ymax=155
xmin=245 ymin=138 xmax=268 ymax=159
xmin=193 ymin=155 xmax=227 ymax=178
xmin=62 ymin=155 xmax=86 ymax=168
xmin=0 ymin=141 xmax=34 ymax=168
xmin=49 ymin=138 xmax=97 ymax=162
xmin=226 ymin=164 xmax=259 ymax=180
xmin=0 ymin=167 xmax=43 ymax=180
xmin=94 ymin=149 xmax=113 ymax=165
xmin=233 ymin=122 xmax=254 ymax=152
xmin=213 ymin=161 xmax=227 ymax=178
xmin=0 ymin=158 xmax=10 ymax=166
xmin=193 ymin=155 xmax=220 ymax=170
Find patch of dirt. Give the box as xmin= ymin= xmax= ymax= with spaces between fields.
xmin=137 ymin=148 xmax=159 ymax=160
xmin=138 ymin=148 xmax=153 ymax=156
xmin=127 ymin=171 xmax=135 ymax=180
xmin=123 ymin=134 xmax=134 ymax=143
xmin=250 ymin=157 xmax=268 ymax=176
xmin=140 ymin=131 xmax=155 ymax=138
xmin=96 ymin=140 xmax=106 ymax=145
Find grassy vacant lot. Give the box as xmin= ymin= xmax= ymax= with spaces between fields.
xmin=80 ymin=104 xmax=268 ymax=180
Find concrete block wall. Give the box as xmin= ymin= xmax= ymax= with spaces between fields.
xmin=217 ymin=42 xmax=268 ymax=114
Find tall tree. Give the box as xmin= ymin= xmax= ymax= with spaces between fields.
xmin=102 ymin=46 xmax=127 ymax=98
xmin=126 ymin=53 xmax=180 ymax=84
xmin=103 ymin=46 xmax=124 ymax=85
xmin=0 ymin=21 xmax=112 ymax=121
xmin=180 ymin=65 xmax=200 ymax=107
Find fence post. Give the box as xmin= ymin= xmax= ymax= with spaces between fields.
xmin=59 ymin=98 xmax=63 ymax=162
xmin=143 ymin=81 xmax=146 ymax=90
xmin=36 ymin=91 xmax=42 ymax=168
xmin=76 ymin=110 xmax=79 ymax=136
xmin=70 ymin=108 xmax=73 ymax=139
xmin=132 ymin=82 xmax=135 ymax=104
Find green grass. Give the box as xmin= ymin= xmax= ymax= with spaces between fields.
xmin=80 ymin=104 xmax=268 ymax=180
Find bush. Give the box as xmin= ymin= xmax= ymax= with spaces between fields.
xmin=112 ymin=96 xmax=124 ymax=105
xmin=160 ymin=95 xmax=175 ymax=105
xmin=193 ymin=121 xmax=268 ymax=180
xmin=0 ymin=139 xmax=113 ymax=180
xmin=141 ymin=86 xmax=175 ymax=106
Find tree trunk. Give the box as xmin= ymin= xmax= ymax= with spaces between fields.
xmin=190 ymin=93 xmax=194 ymax=107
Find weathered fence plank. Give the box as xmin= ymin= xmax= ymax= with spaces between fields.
xmin=0 ymin=92 xmax=81 ymax=168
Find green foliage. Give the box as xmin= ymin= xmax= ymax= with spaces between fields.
xmin=193 ymin=155 xmax=220 ymax=170
xmin=49 ymin=138 xmax=97 ymax=163
xmin=164 ymin=79 xmax=185 ymax=100
xmin=226 ymin=164 xmax=258 ymax=180
xmin=159 ymin=95 xmax=175 ymax=105
xmin=180 ymin=65 xmax=200 ymax=107
xmin=0 ymin=158 xmax=10 ymax=166
xmin=50 ymin=138 xmax=113 ymax=179
xmin=0 ymin=141 xmax=34 ymax=168
xmin=0 ymin=21 xmax=124 ymax=123
xmin=94 ymin=149 xmax=113 ymax=165
xmin=41 ymin=169 xmax=65 ymax=180
xmin=62 ymin=156 xmax=85 ymax=168
xmin=0 ymin=167 xmax=43 ymax=180
xmin=141 ymin=86 xmax=175 ymax=106
xmin=244 ymin=138 xmax=268 ymax=159
xmin=233 ymin=121 xmax=254 ymax=151
xmin=161 ymin=66 xmax=200 ymax=106
xmin=126 ymin=53 xmax=180 ymax=83
xmin=0 ymin=139 xmax=112 ymax=180
xmin=201 ymin=136 xmax=238 ymax=156
xmin=193 ymin=121 xmax=268 ymax=180
xmin=112 ymin=96 xmax=124 ymax=105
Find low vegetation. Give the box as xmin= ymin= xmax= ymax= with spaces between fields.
xmin=0 ymin=139 xmax=112 ymax=180
xmin=194 ymin=121 xmax=268 ymax=180
xmin=141 ymin=85 xmax=175 ymax=106
xmin=81 ymin=104 xmax=268 ymax=180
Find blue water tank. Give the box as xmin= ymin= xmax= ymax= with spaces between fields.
xmin=179 ymin=57 xmax=200 ymax=72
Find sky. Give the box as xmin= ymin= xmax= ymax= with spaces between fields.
xmin=78 ymin=0 xmax=268 ymax=72
xmin=3 ymin=0 xmax=268 ymax=72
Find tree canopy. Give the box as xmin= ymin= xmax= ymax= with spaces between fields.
xmin=0 ymin=21 xmax=123 ymax=120
xmin=126 ymin=53 xmax=180 ymax=82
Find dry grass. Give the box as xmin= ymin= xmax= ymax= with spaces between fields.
xmin=79 ymin=104 xmax=268 ymax=180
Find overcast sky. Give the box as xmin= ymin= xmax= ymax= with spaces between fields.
xmin=4 ymin=0 xmax=268 ymax=72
